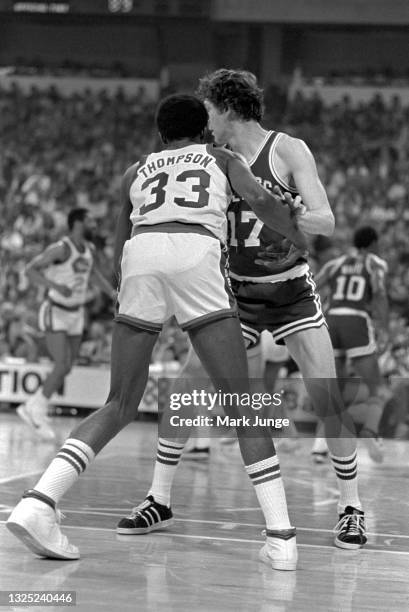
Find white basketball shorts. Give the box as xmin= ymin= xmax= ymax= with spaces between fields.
xmin=116 ymin=231 xmax=237 ymax=332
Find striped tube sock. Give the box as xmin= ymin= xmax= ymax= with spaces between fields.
xmin=148 ymin=438 xmax=185 ymax=507
xmin=33 ymin=438 xmax=95 ymax=504
xmin=330 ymin=451 xmax=362 ymax=513
xmin=245 ymin=455 xmax=292 ymax=530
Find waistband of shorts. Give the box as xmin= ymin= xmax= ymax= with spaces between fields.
xmin=229 ymin=263 xmax=310 ymax=284
xmin=47 ymin=298 xmax=83 ymax=312
xmin=132 ymin=222 xmax=218 ymax=240
xmin=327 ymin=307 xmax=369 ymax=318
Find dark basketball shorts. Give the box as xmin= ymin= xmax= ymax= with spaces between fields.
xmin=326 ymin=308 xmax=376 ymax=358
xmin=230 ymin=271 xmax=326 ymax=348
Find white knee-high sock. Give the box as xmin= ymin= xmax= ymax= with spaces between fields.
xmin=34 ymin=438 xmax=95 ymax=504
xmin=148 ymin=438 xmax=185 ymax=506
xmin=330 ymin=450 xmax=361 ymax=513
xmin=245 ymin=455 xmax=292 ymax=530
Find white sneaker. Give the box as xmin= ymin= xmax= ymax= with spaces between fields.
xmin=360 ymin=429 xmax=384 ymax=463
xmin=6 ymin=497 xmax=79 ymax=560
xmin=16 ymin=402 xmax=56 ymax=442
xmin=275 ymin=439 xmax=300 ymax=453
xmin=363 ymin=437 xmax=384 ymax=463
xmin=259 ymin=528 xmax=298 ymax=571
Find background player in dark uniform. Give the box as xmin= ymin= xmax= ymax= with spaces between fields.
xmin=315 ymin=226 xmax=389 ymax=462
xmin=134 ymin=70 xmax=367 ymax=550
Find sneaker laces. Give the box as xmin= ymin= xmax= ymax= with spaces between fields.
xmin=55 ymin=509 xmax=65 ymax=524
xmin=128 ymin=498 xmax=153 ymax=518
xmin=334 ymin=513 xmax=365 ymax=538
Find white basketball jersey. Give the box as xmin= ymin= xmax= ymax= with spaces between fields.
xmin=47 ymin=237 xmax=93 ymax=308
xmin=129 ymin=144 xmax=232 ymax=242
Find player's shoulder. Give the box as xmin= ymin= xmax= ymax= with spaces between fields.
xmin=123 ymin=158 xmax=146 ymax=185
xmin=50 ymin=236 xmax=70 ymax=252
xmin=275 ymin=132 xmax=312 ymax=161
xmin=85 ymin=240 xmax=96 ymax=255
xmin=35 ymin=236 xmax=70 ymax=264
xmin=318 ymin=254 xmax=347 ymax=278
xmin=366 ymin=252 xmax=388 ymax=273
xmin=205 ymin=144 xmax=248 ymax=174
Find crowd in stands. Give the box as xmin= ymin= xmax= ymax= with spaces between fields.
xmin=1 ymin=82 xmax=409 ymax=435
xmin=303 ymin=68 xmax=409 ymax=87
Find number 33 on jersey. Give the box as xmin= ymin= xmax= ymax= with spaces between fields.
xmin=129 ymin=144 xmax=234 ymax=243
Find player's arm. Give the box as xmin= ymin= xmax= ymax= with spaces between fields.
xmin=370 ymin=263 xmax=389 ymax=333
xmin=113 ymin=162 xmax=140 ymax=282
xmin=89 ymin=248 xmax=117 ymax=300
xmin=225 ymin=152 xmax=308 ymax=250
xmin=278 ymin=136 xmax=335 ymax=236
xmin=25 ymin=242 xmax=72 ymax=296
xmin=314 ymin=259 xmax=337 ymax=292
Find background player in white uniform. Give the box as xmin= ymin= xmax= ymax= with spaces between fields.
xmin=7 ymin=94 xmax=306 ymax=570
xmin=17 ymin=208 xmax=115 ymax=441
xmin=314 ymin=226 xmax=389 ymax=462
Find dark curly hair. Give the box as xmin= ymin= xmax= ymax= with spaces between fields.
xmin=156 ymin=94 xmax=208 ymax=143
xmin=197 ymin=69 xmax=264 ymax=122
xmin=353 ymin=226 xmax=378 ymax=249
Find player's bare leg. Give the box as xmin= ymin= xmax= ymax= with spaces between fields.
xmin=179 ymin=348 xmax=212 ymax=460
xmin=349 ymin=354 xmax=387 ymax=463
xmin=189 ymin=317 xmax=297 ymax=569
xmin=7 ymin=322 xmax=159 ymax=559
xmin=263 ymin=360 xmax=299 ymax=452
xmin=311 ymin=353 xmax=348 ymax=462
xmin=120 ymin=316 xmax=297 ymax=570
xmin=285 ymin=326 xmax=366 ymax=549
xmin=16 ymin=331 xmax=77 ymax=442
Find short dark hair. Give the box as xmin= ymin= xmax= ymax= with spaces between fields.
xmin=197 ymin=69 xmax=264 ymax=122
xmin=67 ymin=207 xmax=89 ymax=230
xmin=156 ymin=94 xmax=208 ymax=143
xmin=353 ymin=226 xmax=378 ymax=249
xmin=313 ymin=235 xmax=333 ymax=253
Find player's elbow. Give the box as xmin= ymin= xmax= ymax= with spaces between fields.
xmin=320 ymin=212 xmax=335 ymax=236
xmin=25 ymin=263 xmax=36 ymax=277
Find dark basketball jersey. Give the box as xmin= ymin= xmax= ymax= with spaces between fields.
xmin=324 ymin=252 xmax=388 ymax=314
xmin=227 ymin=131 xmax=308 ymax=281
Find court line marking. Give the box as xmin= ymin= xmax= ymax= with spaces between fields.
xmin=0 ymin=471 xmax=43 ymax=485
xmin=1 ymin=519 xmax=408 ymax=556
xmin=58 ymin=509 xmax=409 ymax=540
xmin=0 ymin=452 xmax=123 ymax=487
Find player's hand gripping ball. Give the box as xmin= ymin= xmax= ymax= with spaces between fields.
xmin=255 ymin=187 xmax=308 ymax=272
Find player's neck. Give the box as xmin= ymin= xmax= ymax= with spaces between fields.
xmin=227 ymin=122 xmax=268 ymax=162
xmin=164 ymin=137 xmax=202 ymax=150
xmin=69 ymin=233 xmax=86 ymax=252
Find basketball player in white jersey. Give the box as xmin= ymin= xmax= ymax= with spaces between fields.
xmin=17 ymin=208 xmax=115 ymax=441
xmin=7 ymin=94 xmax=307 ymax=569
xmin=136 ymin=70 xmax=367 ymax=551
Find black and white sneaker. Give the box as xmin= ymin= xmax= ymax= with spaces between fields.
xmin=116 ymin=496 xmax=173 ymax=535
xmin=334 ymin=506 xmax=367 ymax=549
xmin=312 ymin=451 xmax=329 ymax=464
xmin=182 ymin=447 xmax=210 ymax=461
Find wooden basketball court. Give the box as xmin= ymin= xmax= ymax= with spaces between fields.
xmin=1 ymin=411 xmax=408 ymax=611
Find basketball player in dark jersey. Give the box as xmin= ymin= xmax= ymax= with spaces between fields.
xmin=200 ymin=69 xmax=366 ymax=548
xmin=132 ymin=70 xmax=367 ymax=550
xmin=314 ymin=226 xmax=389 ymax=462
